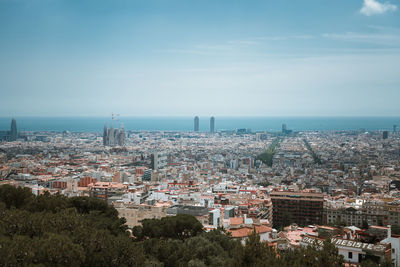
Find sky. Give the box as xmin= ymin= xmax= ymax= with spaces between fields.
xmin=0 ymin=0 xmax=399 ymax=117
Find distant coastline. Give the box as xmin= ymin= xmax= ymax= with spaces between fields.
xmin=0 ymin=116 xmax=399 ymax=133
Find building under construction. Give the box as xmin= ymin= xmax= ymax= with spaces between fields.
xmin=103 ymin=114 xmax=125 ymax=146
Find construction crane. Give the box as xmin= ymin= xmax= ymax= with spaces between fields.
xmin=111 ymin=113 xmax=120 ymax=128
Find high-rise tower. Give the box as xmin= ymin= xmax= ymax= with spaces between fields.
xmin=103 ymin=125 xmax=108 ymax=146
xmin=210 ymin=116 xmax=215 ymax=133
xmin=383 ymin=131 xmax=389 ymax=139
xmin=282 ymin=124 xmax=287 ymax=134
xmin=10 ymin=119 xmax=17 ymax=141
xmin=194 ymin=116 xmax=199 ymax=132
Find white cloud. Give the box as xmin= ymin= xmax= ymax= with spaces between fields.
xmin=323 ymin=32 xmax=398 ymax=41
xmin=360 ymin=0 xmax=397 ymax=16
xmin=227 ymin=40 xmax=260 ymax=45
xmin=255 ymin=35 xmax=314 ymax=41
xmin=322 ymin=32 xmax=400 ymax=47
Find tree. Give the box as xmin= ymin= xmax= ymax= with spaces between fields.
xmin=0 ymin=184 xmax=352 ymax=267
xmin=361 ymin=259 xmax=379 ymax=267
xmin=318 ymin=239 xmax=345 ymax=267
xmin=0 ymin=184 xmax=33 ymax=209
xmin=240 ymin=229 xmax=281 ymax=267
xmin=139 ymin=214 xmax=204 ymax=240
xmin=380 ymin=257 xmax=394 ymax=267
xmin=182 ymin=235 xmax=227 ymax=267
xmin=26 ymin=191 xmax=68 ymax=213
xmin=293 ymin=239 xmax=344 ymax=267
xmin=142 ymin=238 xmax=185 ymax=267
xmin=35 ymin=233 xmax=86 ymax=266
xmin=256 ymin=138 xmax=281 ymax=167
xmin=0 ymin=185 xmax=144 ymax=267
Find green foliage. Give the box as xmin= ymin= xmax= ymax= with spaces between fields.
xmin=0 ymin=184 xmax=33 ymax=209
xmin=303 ymin=139 xmax=322 ymax=164
xmin=0 ymin=185 xmax=143 ymax=266
xmin=142 ymin=238 xmax=185 ymax=266
xmin=181 ymin=235 xmax=227 ymax=266
xmin=0 ymin=185 xmax=348 ymax=267
xmin=380 ymin=257 xmax=394 ymax=267
xmin=69 ymin=196 xmax=114 ymax=215
xmin=279 ymin=239 xmax=344 ymax=267
xmin=140 ymin=214 xmax=204 ymax=240
xmin=136 ymin=226 xmax=345 ymax=267
xmin=26 ymin=191 xmax=68 ymax=213
xmin=361 ymin=259 xmax=380 ymax=267
xmin=240 ymin=230 xmax=280 ymax=267
xmin=360 ymin=258 xmax=393 ymax=267
xmin=257 ymin=138 xmax=281 ymax=167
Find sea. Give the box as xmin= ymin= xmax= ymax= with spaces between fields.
xmin=0 ymin=117 xmax=399 ymax=133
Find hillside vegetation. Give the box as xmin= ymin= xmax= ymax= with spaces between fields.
xmin=0 ymin=184 xmax=350 ymax=267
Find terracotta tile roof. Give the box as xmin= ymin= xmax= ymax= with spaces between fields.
xmin=230 ymin=217 xmax=244 ymax=225
xmin=254 ymin=225 xmax=273 ymax=233
xmin=229 ymin=227 xmax=252 ymax=238
xmin=228 ymin=225 xmax=272 ymax=238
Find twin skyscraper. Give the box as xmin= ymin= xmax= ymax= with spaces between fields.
xmin=194 ymin=116 xmax=215 ymax=133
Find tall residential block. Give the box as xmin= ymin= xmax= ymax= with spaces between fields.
xmin=210 ymin=116 xmax=215 ymax=133
xmin=10 ymin=118 xmax=17 ymax=141
xmin=383 ymin=131 xmax=389 ymax=139
xmin=194 ymin=116 xmax=199 ymax=132
xmin=271 ymin=191 xmax=324 ymax=228
xmin=151 ymin=152 xmax=168 ymax=170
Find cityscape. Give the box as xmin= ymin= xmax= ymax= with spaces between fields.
xmin=1 ymin=116 xmax=400 ymax=266
xmin=1 ymin=0 xmax=400 ymax=266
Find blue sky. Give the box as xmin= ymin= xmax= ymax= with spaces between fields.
xmin=0 ymin=0 xmax=399 ymax=116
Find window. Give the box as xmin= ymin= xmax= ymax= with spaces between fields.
xmin=348 ymin=252 xmax=353 ymax=259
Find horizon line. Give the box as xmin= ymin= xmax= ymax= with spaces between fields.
xmin=1 ymin=115 xmax=400 ymax=118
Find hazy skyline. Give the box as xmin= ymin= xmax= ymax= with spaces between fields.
xmin=0 ymin=0 xmax=399 ymax=117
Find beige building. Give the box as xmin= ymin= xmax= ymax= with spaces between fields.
xmin=113 ymin=202 xmax=170 ymax=227
xmin=325 ymin=201 xmax=389 ymax=227
xmin=386 ymin=202 xmax=400 ymax=227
